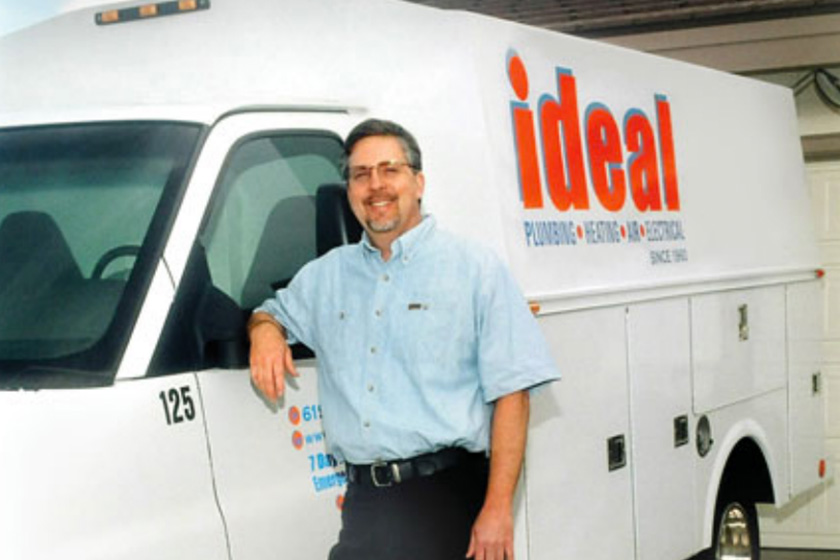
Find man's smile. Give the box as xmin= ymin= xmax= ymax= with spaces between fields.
xmin=366 ymin=197 xmax=397 ymax=209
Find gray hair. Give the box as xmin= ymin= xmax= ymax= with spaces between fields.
xmin=343 ymin=119 xmax=422 ymax=178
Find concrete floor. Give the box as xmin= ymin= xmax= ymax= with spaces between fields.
xmin=764 ymin=550 xmax=840 ymax=559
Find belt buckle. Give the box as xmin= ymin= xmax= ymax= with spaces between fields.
xmin=370 ymin=460 xmax=401 ymax=487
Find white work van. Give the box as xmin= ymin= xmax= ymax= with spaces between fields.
xmin=0 ymin=0 xmax=829 ymax=558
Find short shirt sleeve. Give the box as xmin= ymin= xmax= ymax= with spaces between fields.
xmin=475 ymin=253 xmax=561 ymax=403
xmin=254 ymin=258 xmax=320 ymax=349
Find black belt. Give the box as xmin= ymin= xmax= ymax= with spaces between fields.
xmin=346 ymin=447 xmax=481 ymax=488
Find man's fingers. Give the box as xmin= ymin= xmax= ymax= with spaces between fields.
xmin=465 ymin=534 xmax=475 ymax=558
xmin=255 ymin=364 xmax=277 ymax=402
xmin=270 ymin=355 xmax=289 ymax=398
xmin=467 ymin=528 xmax=514 ymax=560
xmin=249 ymin=320 xmax=295 ymax=402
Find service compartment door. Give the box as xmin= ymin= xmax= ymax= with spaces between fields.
xmin=627 ymin=299 xmax=696 ymax=559
xmin=526 ymin=306 xmax=634 ymax=559
xmin=787 ymin=281 xmax=826 ymax=496
xmin=692 ymin=286 xmax=787 ymax=412
xmin=0 ymin=374 xmax=228 ymax=560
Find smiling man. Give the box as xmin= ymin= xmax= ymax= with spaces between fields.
xmin=248 ymin=118 xmax=560 ymax=560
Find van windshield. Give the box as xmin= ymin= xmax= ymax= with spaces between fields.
xmin=0 ymin=122 xmax=202 ymax=389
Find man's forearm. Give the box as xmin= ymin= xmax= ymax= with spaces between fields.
xmin=485 ymin=390 xmax=530 ymax=510
xmin=467 ymin=390 xmax=530 ymax=558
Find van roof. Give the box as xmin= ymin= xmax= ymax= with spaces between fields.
xmin=0 ymin=103 xmax=354 ymax=129
xmin=0 ymin=0 xmax=446 ymax=120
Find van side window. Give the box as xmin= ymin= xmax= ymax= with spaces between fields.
xmin=203 ymin=133 xmax=345 ymax=309
xmin=148 ymin=131 xmax=355 ymax=376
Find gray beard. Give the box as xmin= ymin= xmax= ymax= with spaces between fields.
xmin=366 ymin=218 xmax=399 ymax=233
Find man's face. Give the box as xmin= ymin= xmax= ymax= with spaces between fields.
xmin=346 ymin=135 xmax=425 ymax=239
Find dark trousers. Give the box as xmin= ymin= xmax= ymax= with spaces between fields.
xmin=329 ymin=453 xmax=489 ymax=560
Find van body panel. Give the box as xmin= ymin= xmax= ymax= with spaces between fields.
xmin=0 ymin=374 xmax=229 ymax=559
xmin=696 ymin=389 xmax=790 ymax=543
xmin=0 ymin=0 xmax=828 ymax=558
xmin=787 ymin=281 xmax=826 ymax=496
xmin=691 ymin=286 xmax=788 ymax=413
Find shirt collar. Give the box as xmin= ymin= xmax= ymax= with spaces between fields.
xmin=361 ymin=215 xmax=436 ymax=262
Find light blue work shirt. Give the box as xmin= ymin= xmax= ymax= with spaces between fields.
xmin=257 ymin=216 xmax=560 ymax=464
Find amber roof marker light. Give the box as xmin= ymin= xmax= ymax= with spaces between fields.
xmin=95 ymin=0 xmax=210 ymax=26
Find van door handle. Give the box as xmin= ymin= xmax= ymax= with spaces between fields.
xmin=607 ymin=435 xmax=626 ymax=471
xmin=674 ymin=415 xmax=689 ymax=447
xmin=738 ymin=304 xmax=749 ymax=341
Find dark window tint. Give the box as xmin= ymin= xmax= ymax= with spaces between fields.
xmin=148 ymin=131 xmax=359 ymax=375
xmin=0 ymin=122 xmax=201 ymax=388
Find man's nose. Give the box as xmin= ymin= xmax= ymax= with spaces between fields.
xmin=369 ymin=167 xmax=386 ymax=189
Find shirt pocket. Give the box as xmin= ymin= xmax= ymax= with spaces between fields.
xmin=399 ymin=295 xmax=465 ymax=366
xmin=320 ymin=298 xmax=363 ymax=374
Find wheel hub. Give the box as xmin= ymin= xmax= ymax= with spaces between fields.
xmin=716 ymin=503 xmax=753 ymax=560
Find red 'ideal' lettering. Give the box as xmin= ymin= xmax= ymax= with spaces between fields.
xmin=512 ymin=104 xmax=543 ymax=209
xmin=539 ymin=70 xmax=589 ymax=211
xmin=586 ymin=104 xmax=625 ymax=212
xmin=507 ymin=52 xmax=680 ymax=214
xmin=625 ymin=110 xmax=661 ymax=212
xmin=656 ymin=95 xmax=680 ymax=211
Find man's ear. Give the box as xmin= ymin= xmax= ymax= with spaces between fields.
xmin=415 ymin=171 xmax=426 ymax=201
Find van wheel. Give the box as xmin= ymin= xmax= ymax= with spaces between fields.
xmin=712 ymin=500 xmax=760 ymax=560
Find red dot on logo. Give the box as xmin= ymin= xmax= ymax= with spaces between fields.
xmin=289 ymin=406 xmax=301 ymax=426
xmin=508 ymin=53 xmax=529 ymax=101
xmin=292 ymin=430 xmax=304 ymax=450
xmin=620 ymin=225 xmax=627 ymax=238
xmin=640 ymin=225 xmax=647 ymax=237
xmin=576 ymin=225 xmax=584 ymax=239
xmin=336 ymin=494 xmax=345 ymax=510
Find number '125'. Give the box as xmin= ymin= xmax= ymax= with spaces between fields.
xmin=159 ymin=386 xmax=196 ymax=425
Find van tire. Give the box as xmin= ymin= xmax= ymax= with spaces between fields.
xmin=709 ymin=498 xmax=761 ymax=560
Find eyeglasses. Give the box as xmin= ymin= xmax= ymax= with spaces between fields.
xmin=347 ymin=160 xmax=415 ymax=185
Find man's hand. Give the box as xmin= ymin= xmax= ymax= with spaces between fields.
xmin=248 ymin=312 xmax=299 ymax=402
xmin=466 ymin=502 xmax=514 ymax=560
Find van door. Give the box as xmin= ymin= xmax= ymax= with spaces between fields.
xmin=148 ymin=112 xmax=355 ymax=559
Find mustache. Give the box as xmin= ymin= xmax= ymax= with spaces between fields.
xmin=364 ymin=194 xmax=397 ymax=204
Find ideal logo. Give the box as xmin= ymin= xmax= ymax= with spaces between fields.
xmin=507 ymin=51 xmax=680 ymax=214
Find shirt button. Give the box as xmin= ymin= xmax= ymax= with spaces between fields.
xmin=375 ymin=309 xmax=382 ymax=317
xmin=363 ymin=420 xmax=371 ymax=429
xmin=382 ymin=274 xmax=390 ymax=282
xmin=370 ymin=346 xmax=377 ymax=354
xmin=367 ymin=383 xmax=375 ymax=393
